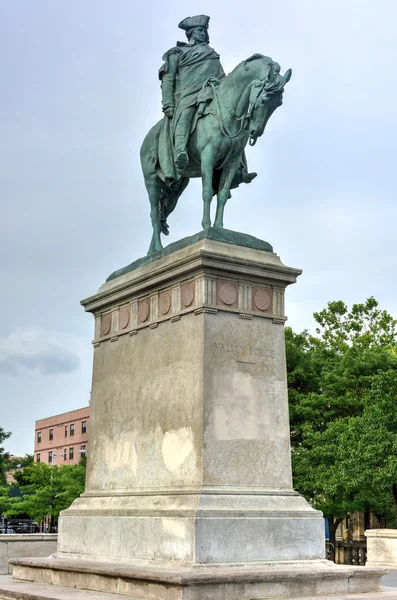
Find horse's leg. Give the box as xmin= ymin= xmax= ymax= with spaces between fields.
xmin=201 ymin=147 xmax=215 ymax=229
xmin=147 ymin=182 xmax=163 ymax=255
xmin=214 ymin=162 xmax=239 ymax=228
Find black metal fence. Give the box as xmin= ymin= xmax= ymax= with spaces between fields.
xmin=326 ymin=540 xmax=367 ymax=565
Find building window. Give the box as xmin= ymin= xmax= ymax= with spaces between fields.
xmin=81 ymin=445 xmax=86 ymax=454
xmin=48 ymin=451 xmax=53 ymax=464
xmin=81 ymin=421 xmax=87 ymax=434
xmin=37 ymin=453 xmax=41 ymax=463
xmin=37 ymin=431 xmax=42 ymax=443
xmin=70 ymin=423 xmax=75 ymax=436
xmin=65 ymin=425 xmax=67 ymax=437
xmin=64 ymin=449 xmax=67 ymax=461
xmin=49 ymin=428 xmax=53 ymax=441
xmin=69 ymin=447 xmax=74 ymax=460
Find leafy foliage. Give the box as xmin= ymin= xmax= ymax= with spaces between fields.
xmin=0 ymin=426 xmax=11 ymax=486
xmin=287 ymin=297 xmax=397 ymax=544
xmin=4 ymin=461 xmax=86 ymax=522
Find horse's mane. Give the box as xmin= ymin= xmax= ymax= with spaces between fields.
xmin=228 ymin=53 xmax=272 ymax=76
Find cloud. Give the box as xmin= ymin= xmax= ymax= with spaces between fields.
xmin=0 ymin=328 xmax=80 ymax=375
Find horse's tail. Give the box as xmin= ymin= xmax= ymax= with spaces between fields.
xmin=159 ymin=190 xmax=170 ymax=235
xmin=159 ymin=178 xmax=190 ymax=235
xmin=141 ymin=120 xmax=190 ymax=237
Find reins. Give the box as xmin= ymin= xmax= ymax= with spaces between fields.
xmin=206 ymin=79 xmax=266 ymax=141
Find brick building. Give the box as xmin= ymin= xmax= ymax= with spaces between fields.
xmin=34 ymin=407 xmax=90 ymax=465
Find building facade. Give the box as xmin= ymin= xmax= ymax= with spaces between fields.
xmin=34 ymin=407 xmax=90 ymax=465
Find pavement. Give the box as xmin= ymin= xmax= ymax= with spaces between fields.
xmin=0 ymin=571 xmax=397 ymax=600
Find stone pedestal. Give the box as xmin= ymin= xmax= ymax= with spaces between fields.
xmin=10 ymin=231 xmax=386 ymax=598
xmin=366 ymin=529 xmax=397 ymax=568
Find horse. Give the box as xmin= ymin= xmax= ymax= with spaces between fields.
xmin=140 ymin=54 xmax=291 ymax=255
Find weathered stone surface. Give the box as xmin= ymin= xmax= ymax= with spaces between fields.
xmin=9 ymin=557 xmax=387 ymax=599
xmin=0 ymin=535 xmax=57 ymax=575
xmin=50 ymin=238 xmax=324 ymax=566
xmin=107 ymin=227 xmax=274 ymax=281
xmin=10 ymin=238 xmax=385 ymax=597
xmin=366 ymin=529 xmax=397 ymax=568
xmin=0 ymin=573 xmax=125 ymax=599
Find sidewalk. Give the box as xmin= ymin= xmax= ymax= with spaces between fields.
xmin=0 ymin=571 xmax=397 ymax=600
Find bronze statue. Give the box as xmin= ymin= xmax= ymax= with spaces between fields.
xmin=140 ymin=15 xmax=291 ymax=255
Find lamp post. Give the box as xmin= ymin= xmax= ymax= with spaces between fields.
xmin=51 ymin=453 xmax=64 ymax=467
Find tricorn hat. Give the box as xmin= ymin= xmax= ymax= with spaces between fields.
xmin=178 ymin=15 xmax=210 ymax=31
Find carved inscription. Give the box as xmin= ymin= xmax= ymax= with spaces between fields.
xmin=213 ymin=341 xmax=275 ymax=359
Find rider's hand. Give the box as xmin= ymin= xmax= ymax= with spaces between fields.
xmin=163 ymin=106 xmax=174 ymax=118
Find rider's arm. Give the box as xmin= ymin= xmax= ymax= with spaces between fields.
xmin=160 ymin=51 xmax=179 ymax=111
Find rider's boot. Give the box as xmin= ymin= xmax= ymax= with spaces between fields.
xmin=174 ymin=131 xmax=189 ymax=171
xmin=174 ymin=147 xmax=189 ymax=171
xmin=174 ymin=108 xmax=195 ymax=172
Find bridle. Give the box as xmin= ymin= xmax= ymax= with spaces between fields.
xmin=207 ymin=78 xmax=269 ymax=145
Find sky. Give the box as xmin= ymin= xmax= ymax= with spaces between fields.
xmin=1 ymin=0 xmax=396 ymax=456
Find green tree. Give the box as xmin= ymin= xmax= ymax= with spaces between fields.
xmin=335 ymin=370 xmax=397 ymax=525
xmin=287 ymin=298 xmax=397 ymax=558
xmin=6 ymin=461 xmax=86 ymax=525
xmin=0 ymin=426 xmax=11 ymax=486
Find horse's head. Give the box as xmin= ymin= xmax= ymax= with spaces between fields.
xmin=245 ymin=61 xmax=292 ymax=145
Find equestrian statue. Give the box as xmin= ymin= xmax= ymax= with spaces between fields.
xmin=140 ymin=15 xmax=291 ymax=255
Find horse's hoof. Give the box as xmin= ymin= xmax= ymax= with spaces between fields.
xmin=213 ymin=222 xmax=223 ymax=228
xmin=243 ymin=171 xmax=257 ymax=184
xmin=147 ymin=243 xmax=163 ymax=256
xmin=201 ymin=220 xmax=211 ymax=230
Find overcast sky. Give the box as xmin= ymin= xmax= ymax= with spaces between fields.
xmin=1 ymin=0 xmax=396 ymax=456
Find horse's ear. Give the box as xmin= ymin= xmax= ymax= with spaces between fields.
xmin=284 ymin=69 xmax=292 ymax=83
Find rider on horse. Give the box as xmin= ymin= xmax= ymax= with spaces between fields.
xmin=142 ymin=22 xmax=292 ymax=254
xmin=159 ymin=15 xmax=224 ymax=172
xmin=159 ymin=15 xmax=256 ymax=187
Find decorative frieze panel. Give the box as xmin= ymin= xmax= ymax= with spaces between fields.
xmin=138 ymin=299 xmax=150 ymax=323
xmin=272 ymin=287 xmax=285 ymax=316
xmin=252 ymin=287 xmax=273 ymax=313
xmin=101 ymin=313 xmax=112 ymax=336
xmin=159 ymin=292 xmax=171 ymax=316
xmin=181 ymin=282 xmax=195 ymax=308
xmin=238 ymin=283 xmax=252 ymax=312
xmin=217 ymin=281 xmax=238 ymax=309
xmin=95 ymin=276 xmax=286 ymax=345
xmin=119 ymin=305 xmax=130 ymax=330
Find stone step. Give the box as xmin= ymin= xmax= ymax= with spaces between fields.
xmin=1 ymin=575 xmax=397 ymax=600
xmin=0 ymin=575 xmax=135 ymax=600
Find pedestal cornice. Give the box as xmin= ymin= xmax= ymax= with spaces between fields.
xmin=81 ymin=237 xmax=301 ymax=347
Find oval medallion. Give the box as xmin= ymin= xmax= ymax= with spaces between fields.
xmin=218 ymin=282 xmax=238 ymax=306
xmin=181 ymin=282 xmax=195 ymax=307
xmin=159 ymin=292 xmax=171 ymax=315
xmin=138 ymin=300 xmax=150 ymax=323
xmin=119 ymin=306 xmax=130 ymax=329
xmin=101 ymin=313 xmax=112 ymax=336
xmin=253 ymin=288 xmax=272 ymax=312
